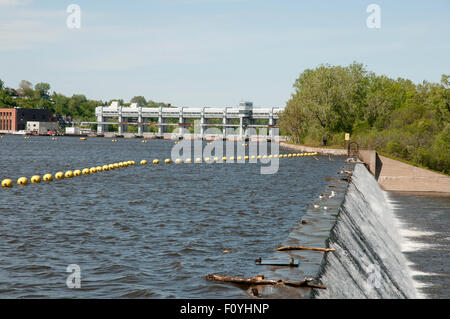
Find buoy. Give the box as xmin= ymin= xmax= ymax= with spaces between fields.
xmin=185 ymin=158 xmax=192 ymax=163
xmin=175 ymin=158 xmax=182 ymax=164
xmin=102 ymin=165 xmax=109 ymax=171
xmin=288 ymin=154 xmax=292 ymax=158
xmin=65 ymin=171 xmax=73 ymax=178
xmin=31 ymin=175 xmax=41 ymax=183
xmin=284 ymin=154 xmax=288 ymax=158
xmin=229 ymin=156 xmax=235 ymax=161
xmin=140 ymin=160 xmax=147 ymax=165
xmin=108 ymin=164 xmax=115 ymax=170
xmin=153 ymin=159 xmax=160 ymax=164
xmin=96 ymin=166 xmax=103 ymax=172
xmin=131 ymin=161 xmax=135 ymax=165
xmin=113 ymin=163 xmax=119 ymax=169
xmin=262 ymin=155 xmax=267 ymax=159
xmin=80 ymin=137 xmax=87 ymax=141
xmin=244 ymin=156 xmax=249 ymax=160
xmin=222 ymin=157 xmax=227 ymax=162
xmin=43 ymin=174 xmax=53 ymax=182
xmin=237 ymin=156 xmax=242 ymax=160
xmin=204 ymin=157 xmax=211 ymax=162
xmin=251 ymin=155 xmax=256 ymax=159
xmin=273 ymin=154 xmax=278 ymax=158
xmin=164 ymin=159 xmax=171 ymax=164
xmin=74 ymin=169 xmax=82 ymax=176
xmin=1 ymin=179 xmax=13 ymax=188
xmin=55 ymin=172 xmax=64 ymax=179
xmin=213 ymin=157 xmax=219 ymax=162
xmin=17 ymin=177 xmax=28 ymax=185
xmin=89 ymin=167 xmax=97 ymax=174
xmin=195 ymin=158 xmax=202 ymax=163
xmin=257 ymin=155 xmax=261 ymax=159
xmin=118 ymin=162 xmax=124 ymax=168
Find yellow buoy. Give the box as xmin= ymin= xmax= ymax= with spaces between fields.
xmin=140 ymin=160 xmax=147 ymax=165
xmin=1 ymin=179 xmax=13 ymax=188
xmin=268 ymin=155 xmax=273 ymax=158
xmin=43 ymin=174 xmax=53 ymax=182
xmin=55 ymin=172 xmax=64 ymax=179
xmin=102 ymin=165 xmax=109 ymax=171
xmin=96 ymin=166 xmax=103 ymax=172
xmin=213 ymin=157 xmax=219 ymax=162
xmin=65 ymin=171 xmax=73 ymax=178
xmin=257 ymin=155 xmax=261 ymax=160
xmin=82 ymin=168 xmax=90 ymax=175
xmin=287 ymin=154 xmax=292 ymax=158
xmin=251 ymin=155 xmax=256 ymax=159
xmin=108 ymin=164 xmax=115 ymax=170
xmin=262 ymin=155 xmax=267 ymax=159
xmin=175 ymin=158 xmax=182 ymax=164
xmin=153 ymin=159 xmax=160 ymax=164
xmin=185 ymin=158 xmax=192 ymax=163
xmin=237 ymin=156 xmax=242 ymax=161
xmin=74 ymin=170 xmax=82 ymax=176
xmin=89 ymin=167 xmax=97 ymax=174
xmin=118 ymin=162 xmax=124 ymax=168
xmin=31 ymin=175 xmax=41 ymax=183
xmin=113 ymin=163 xmax=119 ymax=169
xmin=204 ymin=157 xmax=211 ymax=162
xmin=222 ymin=157 xmax=227 ymax=162
xmin=164 ymin=159 xmax=171 ymax=164
xmin=244 ymin=156 xmax=249 ymax=160
xmin=195 ymin=158 xmax=202 ymax=163
xmin=17 ymin=177 xmax=28 ymax=185
xmin=229 ymin=156 xmax=235 ymax=161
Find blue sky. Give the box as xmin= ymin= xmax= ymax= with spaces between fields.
xmin=0 ymin=0 xmax=449 ymax=107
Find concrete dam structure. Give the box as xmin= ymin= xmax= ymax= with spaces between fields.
xmin=313 ymin=164 xmax=420 ymax=298
xmin=253 ymin=162 xmax=420 ymax=298
xmin=93 ymin=101 xmax=281 ymax=140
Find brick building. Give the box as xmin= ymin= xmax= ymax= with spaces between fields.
xmin=0 ymin=108 xmax=54 ymax=131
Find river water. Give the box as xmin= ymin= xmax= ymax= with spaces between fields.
xmin=0 ymin=135 xmax=345 ymax=298
xmin=387 ymin=192 xmax=450 ymax=299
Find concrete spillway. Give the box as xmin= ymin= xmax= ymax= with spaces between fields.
xmin=312 ymin=164 xmax=420 ymax=298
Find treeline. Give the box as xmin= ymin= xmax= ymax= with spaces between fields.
xmin=279 ymin=63 xmax=450 ymax=174
xmin=0 ymin=79 xmax=167 ymax=121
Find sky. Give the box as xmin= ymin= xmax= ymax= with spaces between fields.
xmin=0 ymin=0 xmax=449 ymax=108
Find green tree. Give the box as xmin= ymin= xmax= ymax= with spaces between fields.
xmin=130 ymin=96 xmax=147 ymax=106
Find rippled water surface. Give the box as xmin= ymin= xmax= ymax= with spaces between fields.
xmin=0 ymin=136 xmax=345 ymax=298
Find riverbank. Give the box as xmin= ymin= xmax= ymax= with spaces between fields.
xmin=280 ymin=142 xmax=450 ymax=194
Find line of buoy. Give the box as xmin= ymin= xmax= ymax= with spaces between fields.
xmin=2 ymin=152 xmax=318 ymax=189
xmin=1 ymin=160 xmax=137 ymax=188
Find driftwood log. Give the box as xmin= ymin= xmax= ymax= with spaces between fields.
xmin=205 ymin=274 xmax=326 ymax=289
xmin=275 ymin=245 xmax=336 ymax=252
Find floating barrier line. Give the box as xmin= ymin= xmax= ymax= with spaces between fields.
xmin=1 ymin=152 xmax=318 ymax=189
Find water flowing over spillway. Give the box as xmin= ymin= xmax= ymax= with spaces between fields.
xmin=313 ymin=164 xmax=420 ymax=298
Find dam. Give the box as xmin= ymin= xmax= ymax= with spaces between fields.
xmin=91 ymin=101 xmax=281 ymax=140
